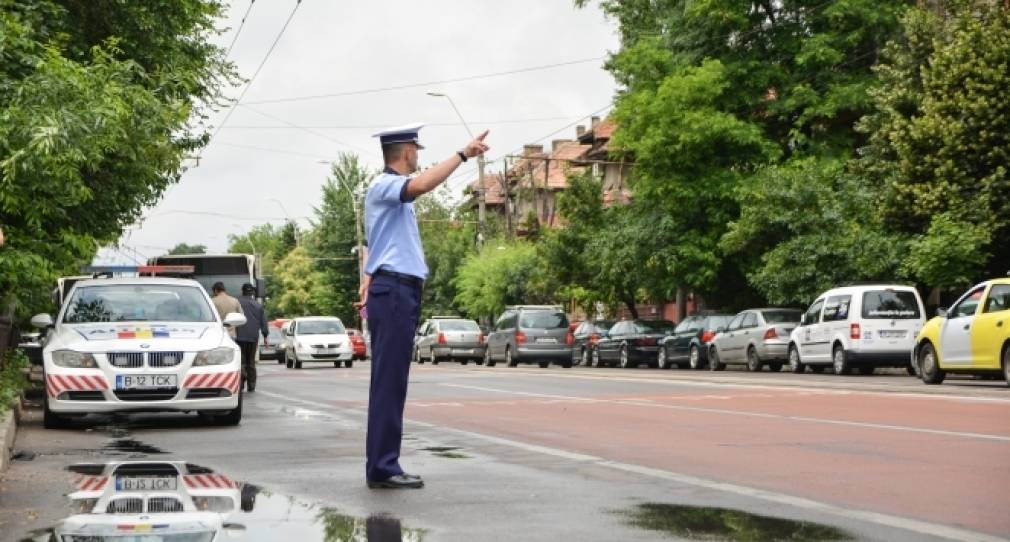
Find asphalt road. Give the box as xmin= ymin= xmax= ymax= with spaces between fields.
xmin=2 ymin=360 xmax=1008 ymax=542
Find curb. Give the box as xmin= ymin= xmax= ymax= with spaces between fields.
xmin=0 ymin=399 xmax=21 ymax=475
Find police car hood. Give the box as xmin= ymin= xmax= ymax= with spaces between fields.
xmin=55 ymin=511 xmax=223 ymax=539
xmin=50 ymin=322 xmax=226 ymax=352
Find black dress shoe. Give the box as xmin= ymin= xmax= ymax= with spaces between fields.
xmin=367 ymin=474 xmax=424 ymax=489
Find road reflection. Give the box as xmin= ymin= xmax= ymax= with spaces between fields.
xmin=20 ymin=460 xmax=424 ymax=541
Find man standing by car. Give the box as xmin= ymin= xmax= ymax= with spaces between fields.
xmin=356 ymin=122 xmax=488 ymax=489
xmin=236 ymin=283 xmax=268 ymax=392
xmin=211 ymin=282 xmax=243 ymax=340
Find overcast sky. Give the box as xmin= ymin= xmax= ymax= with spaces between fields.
xmin=98 ymin=0 xmax=618 ymax=264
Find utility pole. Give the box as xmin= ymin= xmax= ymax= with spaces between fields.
xmin=477 ymin=155 xmax=487 ymax=247
xmin=502 ymin=156 xmax=514 ymax=241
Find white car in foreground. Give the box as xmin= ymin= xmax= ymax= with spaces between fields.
xmin=283 ymin=316 xmax=354 ymax=369
xmin=32 ymin=277 xmax=247 ymax=428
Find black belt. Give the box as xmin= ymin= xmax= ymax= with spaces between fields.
xmin=374 ymin=269 xmax=424 ymax=288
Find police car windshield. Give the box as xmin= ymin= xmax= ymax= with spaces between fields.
xmin=297 ymin=320 xmax=345 ymax=335
xmin=62 ymin=285 xmax=216 ymax=324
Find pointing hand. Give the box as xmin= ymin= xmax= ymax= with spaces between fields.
xmin=463 ymin=130 xmax=490 ymax=158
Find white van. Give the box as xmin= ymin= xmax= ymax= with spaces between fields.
xmin=787 ymin=284 xmax=926 ymax=375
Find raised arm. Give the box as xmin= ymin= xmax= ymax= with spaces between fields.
xmin=403 ymin=130 xmax=489 ymax=200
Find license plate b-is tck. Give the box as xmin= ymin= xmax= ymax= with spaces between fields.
xmin=116 ymin=374 xmax=177 ymax=390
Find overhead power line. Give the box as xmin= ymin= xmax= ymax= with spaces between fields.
xmin=243 ymin=56 xmax=607 ymax=105
xmin=220 ymin=116 xmax=580 ymax=130
xmin=210 ymin=0 xmax=302 ymax=142
xmin=215 ymin=142 xmax=334 ymax=160
xmin=224 ymin=0 xmax=256 ymax=59
xmin=239 ymin=104 xmax=381 ymax=159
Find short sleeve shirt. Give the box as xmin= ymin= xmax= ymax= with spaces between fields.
xmin=364 ymin=168 xmax=428 ymax=280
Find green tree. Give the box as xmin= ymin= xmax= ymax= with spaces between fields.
xmin=0 ymin=0 xmax=234 ymax=317
xmin=723 ymin=159 xmax=904 ymax=305
xmin=577 ymin=0 xmax=911 ymax=305
xmin=539 ymin=172 xmax=607 ymax=312
xmin=167 ymin=243 xmax=208 ymax=255
xmin=454 ymin=241 xmax=554 ymax=320
xmin=858 ymin=0 xmax=1010 ymax=287
xmin=308 ymin=154 xmax=371 ymax=326
xmin=416 ymin=186 xmax=477 ymax=319
xmin=272 ymin=246 xmax=328 ymax=317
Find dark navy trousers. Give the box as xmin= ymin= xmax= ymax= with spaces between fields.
xmin=365 ymin=274 xmax=422 ymax=482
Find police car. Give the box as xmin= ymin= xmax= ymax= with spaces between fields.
xmin=37 ymin=460 xmax=251 ymax=542
xmin=31 ymin=274 xmax=246 ymax=428
xmin=914 ymin=277 xmax=1010 ymax=385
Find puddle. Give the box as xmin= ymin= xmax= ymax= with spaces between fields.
xmin=19 ymin=460 xmax=425 ymax=541
xmin=433 ymin=452 xmax=470 ymax=459
xmin=420 ymin=446 xmax=469 ymax=459
xmin=103 ymin=438 xmax=168 ymax=455
xmin=618 ymin=503 xmax=852 ymax=541
xmin=420 ymin=446 xmax=459 ymax=453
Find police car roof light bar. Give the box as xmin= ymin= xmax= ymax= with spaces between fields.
xmin=81 ymin=265 xmax=195 ymax=275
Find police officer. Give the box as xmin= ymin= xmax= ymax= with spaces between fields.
xmin=358 ymin=122 xmax=489 ymax=489
xmin=236 ymin=283 xmax=268 ymax=392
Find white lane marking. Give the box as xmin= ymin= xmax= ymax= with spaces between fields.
xmin=441 ymin=383 xmax=1010 ymax=443
xmin=491 ymin=369 xmax=1010 ymax=404
xmin=256 ymin=388 xmax=1005 ymax=542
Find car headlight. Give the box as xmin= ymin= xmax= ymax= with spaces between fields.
xmin=193 ymin=347 xmax=236 ymax=366
xmin=52 ymin=350 xmax=97 ymax=368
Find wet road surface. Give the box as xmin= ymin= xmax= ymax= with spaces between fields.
xmin=2 ymin=361 xmax=1007 ymax=541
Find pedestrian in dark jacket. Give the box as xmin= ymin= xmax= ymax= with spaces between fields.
xmin=236 ymin=283 xmax=268 ymax=392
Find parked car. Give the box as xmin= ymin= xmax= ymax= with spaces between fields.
xmin=570 ymin=320 xmax=614 ymax=366
xmin=31 ymin=277 xmax=245 ymax=428
xmin=414 ymin=317 xmax=485 ymax=365
xmin=283 ymin=316 xmax=354 ymax=369
xmin=914 ymin=277 xmax=1010 ymax=386
xmin=788 ymin=284 xmax=926 ymax=375
xmin=708 ymin=309 xmax=802 ymax=372
xmin=658 ymin=314 xmax=734 ymax=369
xmin=260 ymin=326 xmax=286 ymax=363
xmin=346 ymin=329 xmax=367 ymax=360
xmin=594 ymin=319 xmax=675 ymax=368
xmin=485 ymin=306 xmax=572 ymax=368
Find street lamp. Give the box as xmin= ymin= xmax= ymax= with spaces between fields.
xmin=427 ymin=91 xmax=486 ymax=246
xmin=231 ymin=223 xmax=258 ymax=254
xmin=265 ymin=197 xmax=299 ymax=245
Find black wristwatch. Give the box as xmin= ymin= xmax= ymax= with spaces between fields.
xmin=457 ymin=150 xmax=468 ymax=163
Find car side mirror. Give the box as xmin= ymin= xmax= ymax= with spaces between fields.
xmin=256 ymin=277 xmax=268 ymax=298
xmin=800 ymin=314 xmax=808 ymax=326
xmin=31 ymin=313 xmax=54 ymax=329
xmin=936 ymin=307 xmax=947 ymax=318
xmin=223 ymin=312 xmax=247 ymax=327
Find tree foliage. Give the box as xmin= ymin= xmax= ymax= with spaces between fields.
xmin=858 ymin=0 xmax=1010 ymax=286
xmin=167 ymin=243 xmax=208 ymax=255
xmin=307 ymin=154 xmax=371 ymax=326
xmin=0 ymin=0 xmax=234 ymax=317
xmin=454 ymin=242 xmax=554 ymax=320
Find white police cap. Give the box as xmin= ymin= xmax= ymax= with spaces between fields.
xmin=372 ymin=122 xmax=425 ymax=149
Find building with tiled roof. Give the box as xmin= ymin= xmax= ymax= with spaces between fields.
xmin=464 ymin=115 xmax=633 ymax=232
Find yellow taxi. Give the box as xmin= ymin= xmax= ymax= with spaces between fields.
xmin=913 ymin=277 xmax=1010 ymax=386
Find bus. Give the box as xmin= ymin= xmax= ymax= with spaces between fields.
xmin=146 ymin=253 xmax=265 ymax=299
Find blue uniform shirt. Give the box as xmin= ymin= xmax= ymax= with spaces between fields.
xmin=364 ymin=168 xmax=429 ymax=280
